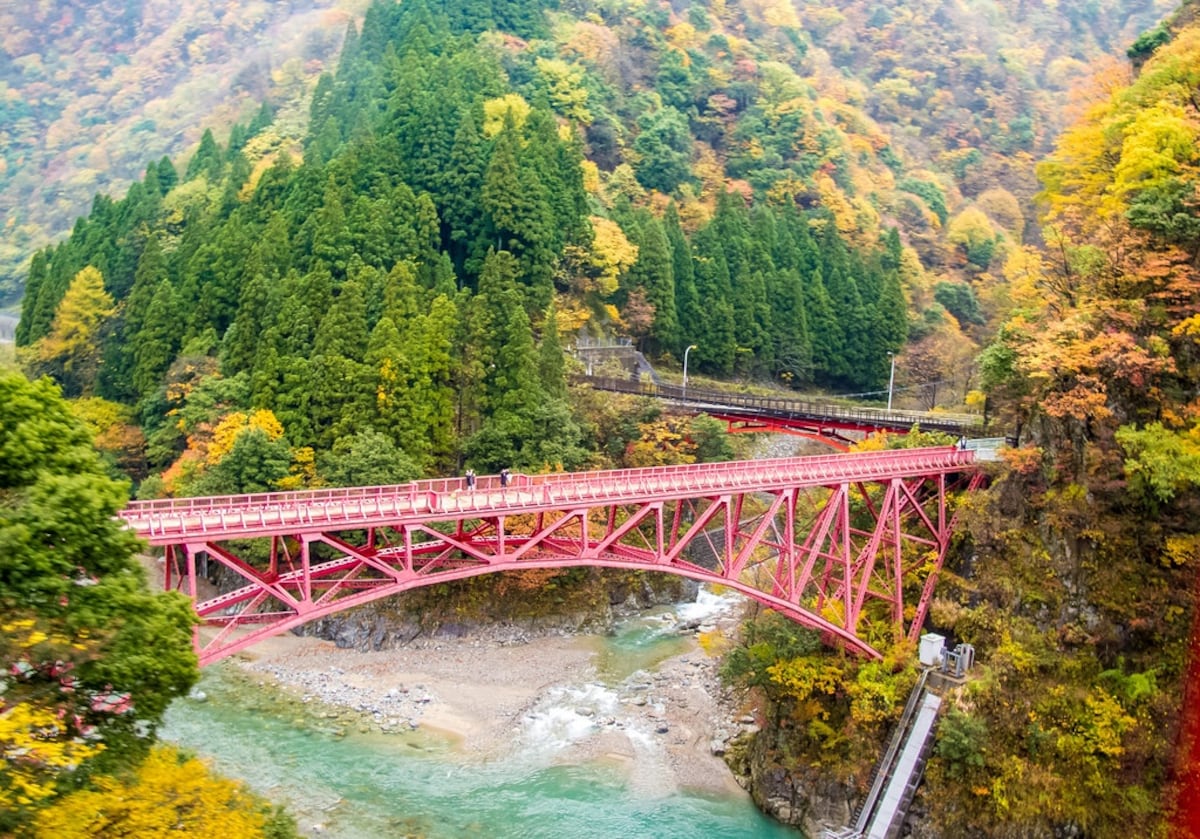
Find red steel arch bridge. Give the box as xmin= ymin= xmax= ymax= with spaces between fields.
xmin=120 ymin=447 xmax=985 ymax=667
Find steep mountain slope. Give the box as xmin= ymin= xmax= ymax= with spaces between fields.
xmin=0 ymin=0 xmax=367 ymax=301
xmin=2 ymin=0 xmax=1170 ymax=307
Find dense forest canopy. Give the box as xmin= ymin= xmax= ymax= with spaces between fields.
xmin=0 ymin=0 xmax=1170 ymax=305
xmin=0 ymin=0 xmax=370 ymax=302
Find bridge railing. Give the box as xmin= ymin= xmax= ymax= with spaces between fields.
xmin=576 ymin=375 xmax=984 ymax=435
xmin=122 ymin=448 xmax=979 ymax=539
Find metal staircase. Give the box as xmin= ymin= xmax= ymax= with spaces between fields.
xmin=823 ymin=670 xmax=942 ymax=839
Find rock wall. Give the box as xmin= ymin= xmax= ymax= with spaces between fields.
xmin=297 ymin=570 xmax=696 ymax=652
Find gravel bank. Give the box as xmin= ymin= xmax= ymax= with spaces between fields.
xmin=233 ymin=609 xmax=756 ymax=798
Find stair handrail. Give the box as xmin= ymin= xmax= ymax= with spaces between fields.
xmin=853 ymin=668 xmax=931 ymax=833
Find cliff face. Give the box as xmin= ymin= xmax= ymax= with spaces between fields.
xmin=295 ymin=569 xmax=696 ymax=652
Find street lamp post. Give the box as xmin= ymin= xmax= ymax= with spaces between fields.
xmin=683 ymin=345 xmax=698 ymax=396
xmin=887 ymin=352 xmax=896 ymax=412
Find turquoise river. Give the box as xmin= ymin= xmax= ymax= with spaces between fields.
xmin=162 ymin=595 xmax=803 ymax=839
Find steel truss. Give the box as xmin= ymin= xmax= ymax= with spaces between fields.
xmin=121 ymin=448 xmax=984 ymax=666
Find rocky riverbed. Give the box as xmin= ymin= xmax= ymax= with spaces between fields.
xmin=225 ymin=606 xmax=759 ymax=799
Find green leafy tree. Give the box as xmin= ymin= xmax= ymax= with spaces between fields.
xmin=318 ymin=430 xmax=420 ymax=487
xmin=633 ymin=107 xmax=693 ymax=194
xmin=0 ymin=373 xmax=197 ymax=832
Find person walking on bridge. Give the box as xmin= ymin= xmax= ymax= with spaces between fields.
xmin=465 ymin=468 xmax=476 ymax=490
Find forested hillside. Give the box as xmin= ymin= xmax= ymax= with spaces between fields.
xmin=0 ymin=0 xmax=368 ymax=301
xmin=13 ymin=0 xmax=920 ymax=496
xmin=721 ymin=2 xmax=1200 ymax=836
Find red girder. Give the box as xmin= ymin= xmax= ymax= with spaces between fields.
xmin=709 ymin=413 xmax=857 ymax=450
xmin=125 ymin=447 xmax=982 ymax=666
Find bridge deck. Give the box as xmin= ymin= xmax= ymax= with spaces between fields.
xmin=123 ymin=447 xmax=976 ymax=545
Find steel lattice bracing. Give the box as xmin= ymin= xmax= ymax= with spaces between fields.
xmin=120 ymin=447 xmax=984 ymax=666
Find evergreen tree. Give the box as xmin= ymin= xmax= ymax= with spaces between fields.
xmin=305 ymin=181 xmax=355 ymax=280
xmin=184 ymin=129 xmax=223 ymax=182
xmin=633 ymin=107 xmax=692 ymax=194
xmin=221 ymin=272 xmax=272 ymax=376
xmin=803 ymin=267 xmax=844 ymax=385
xmin=625 ymin=213 xmax=679 ymax=355
xmin=15 ymin=250 xmax=49 ymax=346
xmin=768 ymin=268 xmax=813 ymax=386
xmin=131 ymin=280 xmax=180 ymax=400
xmin=314 ymin=279 xmax=368 ymax=362
xmin=156 ymin=157 xmax=178 ymax=194
xmin=819 ymin=225 xmax=870 ymax=386
xmin=691 ymin=226 xmax=737 ymax=372
xmin=665 ymin=204 xmax=701 ymax=357
xmin=537 ymin=304 xmax=567 ymax=399
xmin=318 ymin=429 xmax=419 ymax=487
xmin=480 ymin=121 xmax=556 ymax=309
xmin=441 ymin=109 xmax=487 ymax=272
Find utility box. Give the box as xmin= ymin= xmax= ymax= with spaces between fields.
xmin=919 ymin=633 xmax=946 ymax=667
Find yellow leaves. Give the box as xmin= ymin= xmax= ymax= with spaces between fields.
xmin=587 ymin=216 xmax=638 ymax=296
xmin=766 ymin=656 xmax=842 ymax=701
xmin=1109 ymin=102 xmax=1199 ymax=200
xmin=33 ymin=745 xmax=269 ymax=839
xmin=624 ymin=419 xmax=695 ymax=467
xmin=1161 ymin=533 xmax=1200 ymax=567
xmin=277 ymin=446 xmax=317 ymax=491
xmin=992 ymin=630 xmax=1038 ymax=675
xmin=664 ymin=22 xmax=698 ymax=51
xmin=206 ymin=409 xmax=285 ymax=467
xmin=0 ymin=703 xmax=103 ymax=812
xmin=535 ymin=57 xmax=592 ymax=124
xmin=743 ymin=0 xmax=800 ymax=29
xmin=697 ymin=629 xmax=731 ymax=657
xmin=580 ymin=159 xmax=600 ymax=195
xmin=1171 ymin=313 xmax=1200 ymax=342
xmin=34 ymin=266 xmax=115 ymax=387
xmin=560 ymin=20 xmax=619 ymax=68
xmin=812 ymin=172 xmax=859 ymax=240
xmin=482 ymin=94 xmax=531 ymax=138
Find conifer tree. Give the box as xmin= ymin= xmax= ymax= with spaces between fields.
xmin=184 ymin=129 xmax=223 ymax=182
xmin=131 ymin=280 xmax=180 ymax=400
xmin=480 ymin=121 xmax=556 ymax=309
xmin=819 ymin=227 xmax=870 ymax=386
xmin=24 ymin=250 xmax=75 ymax=347
xmin=442 ymin=109 xmax=487 ymax=271
xmin=221 ymin=272 xmax=272 ymax=376
xmin=803 ymin=267 xmax=844 ymax=385
xmin=538 ymin=303 xmax=567 ymax=399
xmin=15 ymin=251 xmax=49 ymax=346
xmin=305 ymin=182 xmax=355 ymax=280
xmin=155 ymin=157 xmax=178 ymax=194
xmin=691 ymin=226 xmax=737 ymax=372
xmin=769 ymin=268 xmax=813 ymax=385
xmin=665 ymin=204 xmax=701 ymax=358
xmin=626 ymin=213 xmax=679 ymax=355
xmin=314 ymin=280 xmax=368 ymax=362
xmin=31 ymin=266 xmax=116 ymax=397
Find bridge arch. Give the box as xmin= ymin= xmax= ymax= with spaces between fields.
xmin=122 ymin=448 xmax=984 ymax=667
